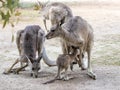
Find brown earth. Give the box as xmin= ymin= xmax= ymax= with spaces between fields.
xmin=0 ymin=3 xmax=120 ymax=90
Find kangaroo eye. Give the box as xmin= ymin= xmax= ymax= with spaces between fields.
xmin=38 ymin=67 xmax=40 ymax=70
xmin=32 ymin=68 xmax=35 ymax=70
xmin=51 ymin=30 xmax=55 ymax=32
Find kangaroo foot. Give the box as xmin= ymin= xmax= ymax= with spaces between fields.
xmin=3 ymin=69 xmax=11 ymax=75
xmin=9 ymin=68 xmax=25 ymax=73
xmin=87 ymin=71 xmax=96 ymax=80
xmin=63 ymin=76 xmax=69 ymax=81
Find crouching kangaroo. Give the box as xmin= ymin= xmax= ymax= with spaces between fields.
xmin=3 ymin=25 xmax=46 ymax=78
xmin=43 ymin=47 xmax=78 ymax=84
xmin=3 ymin=25 xmax=43 ymax=78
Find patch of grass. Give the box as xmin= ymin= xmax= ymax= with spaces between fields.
xmin=92 ymin=34 xmax=120 ymax=66
xmin=19 ymin=2 xmax=36 ymax=9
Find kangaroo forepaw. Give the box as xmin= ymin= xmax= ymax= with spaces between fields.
xmin=70 ymin=65 xmax=73 ymax=71
xmin=30 ymin=73 xmax=33 ymax=77
xmin=81 ymin=67 xmax=87 ymax=70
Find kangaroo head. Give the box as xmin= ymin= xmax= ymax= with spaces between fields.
xmin=26 ymin=55 xmax=42 ymax=78
xmin=46 ymin=24 xmax=61 ymax=39
xmin=50 ymin=7 xmax=68 ymax=23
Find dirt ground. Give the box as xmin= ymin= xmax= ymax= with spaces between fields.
xmin=0 ymin=3 xmax=120 ymax=90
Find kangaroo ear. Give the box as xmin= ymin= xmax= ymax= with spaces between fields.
xmin=62 ymin=9 xmax=68 ymax=16
xmin=61 ymin=23 xmax=69 ymax=32
xmin=54 ymin=23 xmax=61 ymax=31
xmin=37 ymin=54 xmax=42 ymax=63
xmin=29 ymin=57 xmax=34 ymax=63
xmin=26 ymin=55 xmax=33 ymax=64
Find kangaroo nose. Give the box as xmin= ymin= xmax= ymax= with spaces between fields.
xmin=32 ymin=73 xmax=38 ymax=78
xmin=45 ymin=34 xmax=49 ymax=39
xmin=35 ymin=75 xmax=38 ymax=78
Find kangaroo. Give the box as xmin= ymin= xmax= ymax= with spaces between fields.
xmin=43 ymin=47 xmax=78 ymax=84
xmin=46 ymin=16 xmax=96 ymax=80
xmin=39 ymin=2 xmax=73 ymax=31
xmin=3 ymin=25 xmax=44 ymax=78
xmin=39 ymin=2 xmax=81 ymax=68
xmin=3 ymin=25 xmax=57 ymax=77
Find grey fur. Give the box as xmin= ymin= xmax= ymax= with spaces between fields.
xmin=40 ymin=2 xmax=74 ymax=63
xmin=3 ymin=25 xmax=56 ymax=77
xmin=56 ymin=48 xmax=78 ymax=80
xmin=46 ymin=16 xmax=96 ymax=79
xmin=43 ymin=48 xmax=78 ymax=84
xmin=40 ymin=2 xmax=73 ymax=31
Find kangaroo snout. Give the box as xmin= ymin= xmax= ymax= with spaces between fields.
xmin=46 ymin=34 xmax=51 ymax=39
xmin=31 ymin=71 xmax=38 ymax=78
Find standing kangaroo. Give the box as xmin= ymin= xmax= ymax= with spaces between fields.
xmin=43 ymin=47 xmax=79 ymax=84
xmin=40 ymin=2 xmax=75 ymax=60
xmin=46 ymin=16 xmax=96 ymax=80
xmin=3 ymin=25 xmax=56 ymax=78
